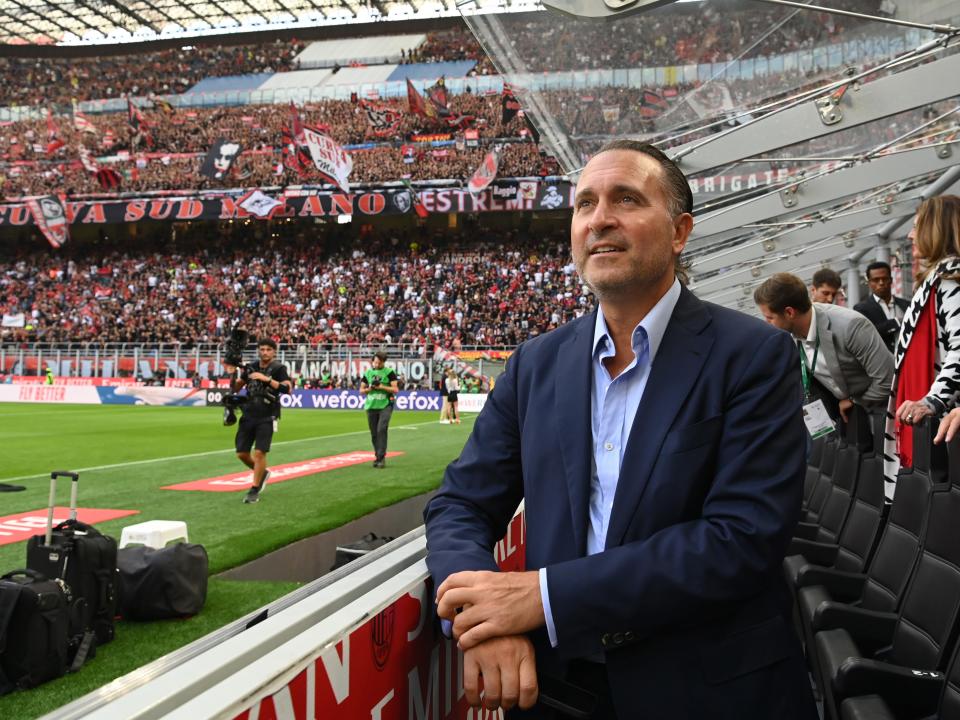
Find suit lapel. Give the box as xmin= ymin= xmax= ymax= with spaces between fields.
xmin=815 ymin=308 xmax=848 ymax=398
xmin=554 ymin=313 xmax=595 ymax=556
xmin=605 ymin=288 xmax=713 ymax=549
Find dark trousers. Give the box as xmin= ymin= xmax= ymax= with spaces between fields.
xmin=366 ymin=404 xmax=393 ymax=461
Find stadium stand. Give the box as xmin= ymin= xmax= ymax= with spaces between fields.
xmin=252 ymin=68 xmax=335 ymax=91
xmin=185 ymin=73 xmax=279 ymax=95
xmin=0 ymin=228 xmax=590 ymax=347
xmin=293 ymin=34 xmax=427 ymax=68
xmin=386 ymin=61 xmax=479 ymax=81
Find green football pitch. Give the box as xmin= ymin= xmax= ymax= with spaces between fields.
xmin=0 ymin=403 xmax=474 ymax=718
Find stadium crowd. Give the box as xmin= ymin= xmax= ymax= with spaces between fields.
xmin=0 ymin=0 xmax=884 ymax=107
xmin=0 ymin=227 xmax=592 ymax=347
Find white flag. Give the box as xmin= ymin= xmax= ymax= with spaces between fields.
xmin=238 ymin=190 xmax=283 ymax=218
xmin=302 ymin=127 xmax=352 ymax=193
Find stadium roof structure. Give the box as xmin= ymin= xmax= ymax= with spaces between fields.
xmin=461 ymin=0 xmax=960 ymax=315
xmin=0 ymin=0 xmax=538 ymax=46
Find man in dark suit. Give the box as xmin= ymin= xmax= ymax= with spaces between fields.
xmin=424 ymin=140 xmax=816 ymax=719
xmin=853 ymin=261 xmax=909 ymax=351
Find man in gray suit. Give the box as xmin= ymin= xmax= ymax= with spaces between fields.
xmin=754 ymin=273 xmax=893 ymax=423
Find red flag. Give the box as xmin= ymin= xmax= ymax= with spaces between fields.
xmin=406 ymin=79 xmax=433 ymax=119
xmin=467 ymin=148 xmax=500 ymax=194
xmin=45 ymin=108 xmax=64 ymax=155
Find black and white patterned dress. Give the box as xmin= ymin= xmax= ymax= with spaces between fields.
xmin=883 ymin=257 xmax=960 ymax=497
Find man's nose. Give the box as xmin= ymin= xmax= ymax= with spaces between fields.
xmin=588 ymin=199 xmax=617 ymax=234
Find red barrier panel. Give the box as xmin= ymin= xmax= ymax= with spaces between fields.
xmin=233 ymin=511 xmax=525 ymax=720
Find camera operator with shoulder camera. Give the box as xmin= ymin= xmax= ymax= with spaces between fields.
xmin=360 ymin=351 xmax=399 ymax=468
xmin=224 ymin=337 xmax=292 ymax=504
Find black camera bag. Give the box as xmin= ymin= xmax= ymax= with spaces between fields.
xmin=0 ymin=570 xmax=69 ymax=694
xmin=26 ymin=472 xmax=118 ymax=647
xmin=117 ymin=543 xmax=208 ymax=620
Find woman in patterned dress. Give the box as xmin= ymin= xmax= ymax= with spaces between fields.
xmin=883 ymin=195 xmax=960 ymax=495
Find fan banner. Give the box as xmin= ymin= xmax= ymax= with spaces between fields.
xmin=0 ymin=183 xmax=581 ymax=228
xmin=302 ymin=128 xmax=353 ymax=193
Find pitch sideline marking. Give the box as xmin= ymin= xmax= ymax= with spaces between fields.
xmin=1 ymin=417 xmax=471 ymax=483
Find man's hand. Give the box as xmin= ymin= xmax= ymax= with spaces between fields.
xmin=248 ymin=372 xmax=270 ymax=382
xmin=436 ymin=570 xmax=544 ymax=650
xmin=463 ymin=635 xmax=538 ymax=711
xmin=935 ymin=408 xmax=960 ymax=443
xmin=838 ymin=398 xmax=853 ymax=423
xmin=896 ymin=399 xmax=934 ymax=426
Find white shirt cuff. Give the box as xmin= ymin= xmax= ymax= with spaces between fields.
xmin=539 ymin=567 xmax=558 ymax=647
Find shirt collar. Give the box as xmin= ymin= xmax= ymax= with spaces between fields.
xmin=805 ymin=305 xmax=818 ymax=344
xmin=592 ymin=278 xmax=682 ymax=362
xmin=873 ymin=293 xmax=891 ymax=307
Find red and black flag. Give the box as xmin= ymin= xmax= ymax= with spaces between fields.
xmin=127 ymin=98 xmax=144 ymax=132
xmin=78 ymin=146 xmax=122 ymax=190
xmin=501 ymin=84 xmax=521 ymax=126
xmin=521 ymin=111 xmax=541 ymax=144
xmin=426 ymin=76 xmax=449 ymax=114
xmin=25 ymin=195 xmax=69 ymax=248
xmin=640 ymin=90 xmax=669 ymax=119
xmin=406 ymin=79 xmax=433 ymax=119
xmin=360 ymin=100 xmax=403 ymax=137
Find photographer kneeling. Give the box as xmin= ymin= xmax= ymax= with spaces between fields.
xmin=224 ymin=338 xmax=292 ymax=504
xmin=360 ymin=351 xmax=399 ymax=468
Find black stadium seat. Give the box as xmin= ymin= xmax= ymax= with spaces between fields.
xmin=806 ymin=434 xmax=828 ymax=503
xmin=786 ymin=409 xmax=885 ymax=582
xmin=814 ymin=421 xmax=957 ymax=720
xmin=788 ymin=417 xmax=946 ymax=704
xmin=806 ymin=432 xmax=841 ymax=520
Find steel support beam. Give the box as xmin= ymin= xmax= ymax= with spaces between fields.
xmin=690 ymin=143 xmax=959 ymax=241
xmin=693 ymin=233 xmax=880 ymax=295
xmin=670 ymin=52 xmax=960 ymax=176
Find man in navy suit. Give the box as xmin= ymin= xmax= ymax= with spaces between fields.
xmin=423 ymin=140 xmax=816 ymax=719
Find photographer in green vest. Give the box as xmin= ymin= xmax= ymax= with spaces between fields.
xmin=360 ymin=351 xmax=399 ymax=468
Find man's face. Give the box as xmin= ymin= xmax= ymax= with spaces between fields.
xmin=372 ymin=356 xmax=384 ymax=369
xmin=258 ymin=345 xmax=276 ymax=364
xmin=867 ymin=268 xmax=893 ymax=301
xmin=571 ymin=150 xmax=691 ymax=298
xmin=811 ymin=284 xmax=839 ymax=304
xmin=758 ymin=304 xmax=797 ymax=334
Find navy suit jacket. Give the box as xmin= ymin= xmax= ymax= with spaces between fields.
xmin=424 ymin=287 xmax=816 ymax=719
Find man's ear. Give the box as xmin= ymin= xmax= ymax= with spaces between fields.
xmin=673 ymin=213 xmax=694 ymax=255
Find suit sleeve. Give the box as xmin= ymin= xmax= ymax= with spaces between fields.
xmin=423 ymin=346 xmax=525 ymax=589
xmin=544 ymin=330 xmax=806 ymax=658
xmin=845 ymin=314 xmax=894 ymax=405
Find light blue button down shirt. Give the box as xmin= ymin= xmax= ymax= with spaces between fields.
xmin=539 ymin=279 xmax=682 ymax=646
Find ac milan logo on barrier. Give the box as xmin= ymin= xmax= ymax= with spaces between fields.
xmin=371 ymin=605 xmax=395 ymax=670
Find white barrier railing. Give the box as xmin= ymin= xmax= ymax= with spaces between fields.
xmin=41 ymin=509 xmax=526 ymax=720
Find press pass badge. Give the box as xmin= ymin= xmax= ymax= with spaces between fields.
xmin=803 ymin=399 xmax=835 ymax=439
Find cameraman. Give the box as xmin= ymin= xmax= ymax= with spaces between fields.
xmin=360 ymin=351 xmax=399 ymax=468
xmin=225 ymin=338 xmax=292 ymax=504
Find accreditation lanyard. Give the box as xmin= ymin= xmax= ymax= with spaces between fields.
xmin=798 ymin=332 xmax=820 ymax=401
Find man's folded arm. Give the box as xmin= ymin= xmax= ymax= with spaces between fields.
xmin=543 ymin=330 xmax=805 ymax=658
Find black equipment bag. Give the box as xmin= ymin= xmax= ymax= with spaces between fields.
xmin=26 ymin=471 xmax=118 ymax=646
xmin=117 ymin=543 xmax=208 ymax=620
xmin=330 ymin=533 xmax=394 ymax=571
xmin=0 ymin=570 xmax=69 ymax=694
